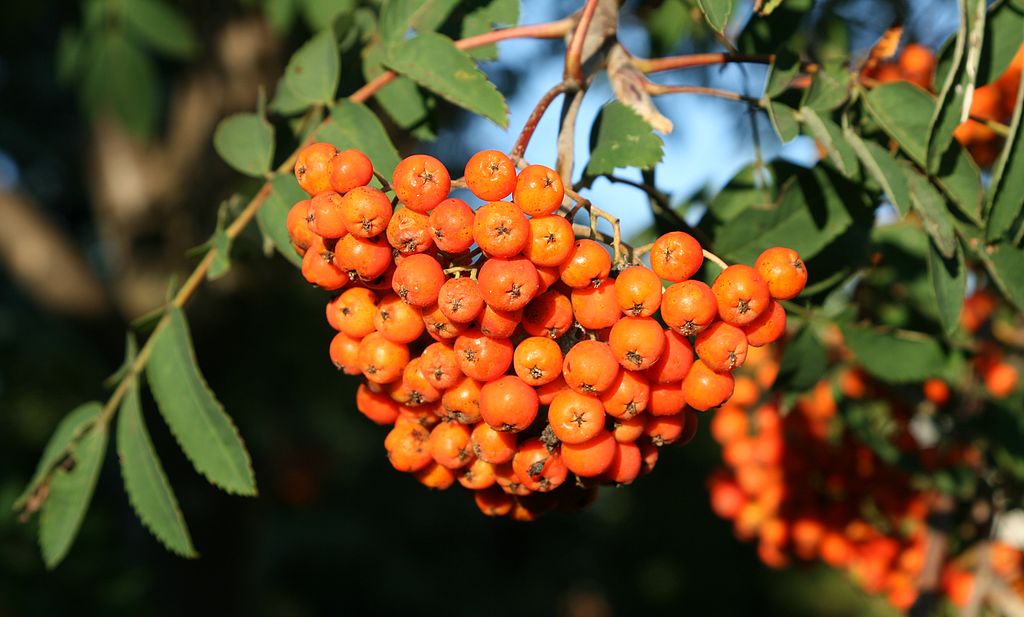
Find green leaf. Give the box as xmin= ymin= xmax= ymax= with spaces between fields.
xmin=81 ymin=35 xmax=159 ymax=137
xmin=379 ymin=0 xmax=461 ymax=45
xmin=461 ymin=0 xmax=520 ymax=60
xmin=276 ymin=29 xmax=340 ymax=109
xmin=905 ymin=164 xmax=957 ymax=258
xmin=927 ymin=0 xmax=987 ymax=173
xmin=765 ymin=47 xmax=800 ymax=98
xmin=15 ymin=403 xmax=101 ymax=510
xmin=213 ymin=113 xmax=274 ymax=177
xmin=841 ymin=324 xmax=946 ymax=383
xmin=778 ymin=325 xmax=828 ymax=391
xmin=258 ymin=174 xmax=307 ymax=267
xmin=384 ymin=32 xmax=508 ymax=127
xmin=118 ymin=366 xmax=197 ymax=557
xmin=713 ymin=166 xmax=856 ymax=264
xmin=300 ymin=0 xmax=356 ymax=31
xmin=863 ymin=82 xmax=983 ymax=219
xmin=799 ymin=62 xmax=849 ymax=112
xmin=363 ymin=43 xmax=434 ymax=137
xmin=121 ymin=0 xmax=199 ymax=59
xmin=799 ymin=107 xmax=857 ymax=176
xmin=767 ymin=102 xmax=800 ymax=142
xmin=965 ymin=231 xmax=1024 ymax=312
xmin=708 ymin=164 xmax=773 ymax=222
xmin=207 ymin=228 xmax=232 ymax=281
xmin=926 ymin=238 xmax=966 ymax=335
xmin=586 ymin=102 xmax=665 ymax=176
xmin=844 ymin=130 xmax=912 ymax=216
xmin=39 ymin=420 xmax=108 ymax=569
xmin=147 ymin=308 xmax=257 ymax=496
xmin=936 ymin=0 xmax=1024 ymax=88
xmin=319 ymin=100 xmax=402 ymax=179
xmin=985 ymin=66 xmax=1024 ymax=241
xmin=264 ymin=0 xmax=298 ymax=34
xmin=697 ymin=0 xmax=733 ymax=33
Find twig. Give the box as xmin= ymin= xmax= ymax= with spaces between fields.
xmin=702 ymin=249 xmax=728 ymax=270
xmin=968 ymin=115 xmax=1010 ymax=138
xmin=564 ymin=0 xmax=600 ymax=87
xmin=644 ymin=83 xmax=761 ymax=105
xmin=556 ymin=89 xmax=586 ymax=186
xmin=510 ymin=82 xmax=570 ymax=164
xmin=632 ymin=52 xmax=775 ymax=73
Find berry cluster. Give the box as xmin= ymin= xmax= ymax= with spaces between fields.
xmin=864 ymin=42 xmax=1023 ymax=167
xmin=286 ymin=142 xmax=807 ymax=519
xmin=709 ymin=288 xmax=1023 ymax=611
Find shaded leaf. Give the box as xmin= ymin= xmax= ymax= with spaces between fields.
xmin=767 ymin=102 xmax=800 ymax=142
xmin=935 ymin=0 xmax=1024 ymax=88
xmin=118 ymin=367 xmax=197 ymax=557
xmin=708 ymin=164 xmax=773 ymax=222
xmin=461 ymin=0 xmax=519 ymax=60
xmin=300 ymin=0 xmax=356 ymax=31
xmin=39 ymin=421 xmax=108 ymax=569
xmin=765 ymin=47 xmax=800 ymax=98
xmin=800 ymin=62 xmax=849 ymax=112
xmin=319 ymin=100 xmax=402 ymax=179
xmin=841 ymin=324 xmax=946 ymax=382
xmin=800 ymin=107 xmax=857 ymax=176
xmin=122 ymin=0 xmax=199 ymax=59
xmin=926 ymin=238 xmax=966 ymax=335
xmin=363 ymin=43 xmax=434 ymax=138
xmin=257 ymin=175 xmax=307 ymax=267
xmin=586 ymin=102 xmax=665 ymax=176
xmin=81 ymin=35 xmax=159 ymax=137
xmin=985 ymin=66 xmax=1024 ymax=241
xmin=384 ymin=33 xmax=508 ymax=127
xmin=15 ymin=403 xmax=101 ymax=510
xmin=905 ymin=164 xmax=957 ymax=258
xmin=275 ymin=29 xmax=340 ymax=110
xmin=697 ymin=0 xmax=733 ymax=33
xmin=778 ymin=326 xmax=828 ymax=391
xmin=147 ymin=308 xmax=257 ymax=496
xmin=213 ymin=113 xmax=274 ymax=177
xmin=844 ymin=129 xmax=912 ymax=215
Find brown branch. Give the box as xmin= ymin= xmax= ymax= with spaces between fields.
xmin=632 ymin=52 xmax=775 ymax=73
xmin=511 ymin=82 xmax=571 ymax=164
xmin=644 ymin=83 xmax=761 ymax=104
xmin=556 ymin=89 xmax=587 ymax=187
xmin=564 ymin=0 xmax=600 ymax=86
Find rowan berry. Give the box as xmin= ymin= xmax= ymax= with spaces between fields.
xmin=326 ymin=287 xmax=376 ymax=336
xmin=471 ymin=422 xmax=517 ymax=464
xmin=512 ymin=439 xmax=568 ymax=492
xmin=648 ymin=381 xmax=688 ymax=416
xmin=420 ymin=303 xmax=468 ymax=341
xmin=559 ymin=239 xmax=611 ymax=288
xmin=428 ymin=198 xmax=475 ymax=254
xmin=384 ymin=420 xmax=432 ymax=472
xmin=513 ymin=336 xmax=563 ymax=386
xmin=644 ymin=412 xmax=686 ymax=445
xmin=494 ymin=463 xmax=532 ymax=496
xmin=373 ymin=294 xmax=425 ymax=343
xmin=477 ymin=256 xmax=541 ymax=312
xmin=429 ymin=421 xmax=474 ymax=469
xmin=476 ymin=305 xmax=522 ymax=339
xmin=536 ymin=376 xmax=568 ymax=406
xmin=473 ymin=201 xmax=530 ymax=258
xmin=357 ymin=332 xmax=410 ymax=384
xmin=340 ymin=186 xmax=392 ymax=238
xmin=644 ymin=329 xmax=694 ymax=385
xmin=329 ymin=331 xmax=362 ymax=375
xmin=386 ymin=207 xmax=434 ymax=255
xmin=682 ymin=358 xmax=735 ymax=411
xmin=524 ymin=215 xmax=574 ymax=267
xmin=441 ymin=376 xmax=482 ymax=424
xmin=437 ymin=277 xmax=485 ymax=324
xmin=610 ymin=415 xmax=646 ymax=443
xmin=614 ymin=265 xmax=662 ymax=317
xmin=521 ymin=290 xmax=573 ymax=338
xmin=742 ymin=300 xmax=786 ymax=347
xmin=414 ymin=462 xmax=458 ymax=489
xmin=465 ymin=149 xmax=516 ymax=201
xmin=286 ymin=200 xmax=316 ymax=254
xmin=661 ymin=280 xmax=717 ymax=336
xmin=570 ymin=278 xmax=620 ymax=330
xmin=327 ymin=148 xmax=374 ymax=194
xmin=301 ymin=238 xmax=347 ymax=290
xmin=294 ymin=142 xmax=337 ymax=196
xmin=474 ymin=486 xmax=514 ymax=516
xmin=480 ymin=375 xmax=539 ymax=433
xmin=454 ymin=329 xmax=514 ymax=381
xmin=650 ymin=231 xmax=703 ymax=282
xmin=600 ymin=369 xmax=651 ymax=419
xmin=755 ymin=247 xmax=807 ymax=300
xmin=356 ymin=383 xmax=401 ymax=425
xmin=335 ymin=233 xmax=392 ymax=280
xmin=399 ymin=358 xmax=442 ymax=405
xmin=922 ymin=378 xmax=951 ymax=406
xmin=392 ymin=253 xmax=445 ymax=307
xmin=984 ymin=361 xmax=1019 ymax=398
xmin=713 ymin=264 xmax=771 ymax=326
xmin=604 ymin=441 xmax=642 ymax=485
xmin=458 ymin=458 xmax=497 ymax=490
xmin=608 ymin=316 xmax=666 ymax=371
xmin=695 ymin=321 xmax=748 ymax=372
xmin=535 ymin=265 xmax=561 ymax=293
xmin=392 ymin=154 xmax=450 ymax=213
xmin=711 ymin=405 xmax=749 ymax=444
xmin=898 ymin=43 xmax=936 ymax=90
xmin=562 ymin=340 xmax=620 ymax=395
xmin=513 ymin=164 xmax=564 ymax=216
xmin=547 ymin=389 xmax=606 ymax=444
xmin=560 ymin=430 xmax=617 ymax=476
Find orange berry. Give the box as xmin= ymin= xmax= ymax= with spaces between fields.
xmin=356 ymin=383 xmax=400 ymax=425
xmin=477 ymin=256 xmax=541 ymax=311
xmin=327 ymin=148 xmax=373 ymax=194
xmin=471 ymin=422 xmax=517 ymax=464
xmin=340 ymin=186 xmax=392 ymax=238
xmin=419 ymin=342 xmax=462 ymax=390
xmin=414 ymin=461 xmax=457 ymax=489
xmin=398 ymin=358 xmax=442 ymax=405
xmin=335 ymin=233 xmax=392 ymax=280
xmin=306 ymin=191 xmax=347 ymax=238
xmin=614 ymin=265 xmax=663 ymax=317
xmin=923 ymin=378 xmax=951 ymax=406
xmin=984 ymin=361 xmax=1019 ymax=398
xmin=559 ymin=239 xmax=611 ymax=288
xmin=513 ymin=164 xmax=564 ymax=216
xmin=570 ymin=278 xmax=620 ymax=329
xmin=898 ymin=43 xmax=936 ymax=90
xmin=755 ymin=247 xmax=807 ymax=300
xmin=391 ymin=253 xmax=445 ymax=307
xmin=513 ymin=336 xmax=564 ymax=386
xmin=441 ymin=376 xmax=482 ymax=424
xmin=512 ymin=438 xmax=568 ymax=492
xmin=521 ymin=290 xmax=573 ymax=339
xmin=561 ymin=430 xmax=617 ymax=476
xmin=473 ymin=201 xmax=530 ymax=258
xmin=648 ymin=382 xmax=688 ymax=417
xmin=742 ymin=300 xmax=786 ymax=347
xmin=301 ymin=238 xmax=347 ymax=290
xmin=420 ymin=303 xmax=468 ymax=341
xmin=650 ymin=231 xmax=703 ymax=282
xmin=327 ymin=287 xmax=378 ymax=337
xmin=710 ymin=405 xmax=748 ymax=444
xmin=437 ymin=277 xmax=485 ymax=324
xmin=536 ymin=376 xmax=567 ymax=406
xmin=548 ymin=389 xmax=606 ymax=444
xmin=600 ymin=369 xmax=651 ymax=419
xmin=524 ymin=215 xmax=574 ymax=267
xmin=480 ymin=375 xmax=540 ymax=433
xmin=373 ymin=293 xmax=426 ymax=343
xmin=476 ymin=305 xmax=522 ymax=339
xmin=645 ymin=329 xmax=694 ymax=385
xmin=429 ymin=421 xmax=474 ymax=469
xmin=682 ymin=359 xmax=735 ymax=411
xmin=713 ymin=264 xmax=771 ymax=326
xmin=695 ymin=321 xmax=748 ymax=372
xmin=563 ymin=340 xmax=620 ymax=395
xmin=458 ymin=458 xmax=497 ymax=490
xmin=384 ymin=420 xmax=432 ymax=472
xmin=611 ymin=415 xmax=646 ymax=443
xmin=708 ymin=473 xmax=746 ymax=518
xmin=328 ymin=331 xmax=362 ymax=375
xmin=465 ymin=149 xmax=516 ymax=201
xmin=294 ymin=142 xmax=337 ymax=196
xmin=609 ymin=316 xmax=666 ymax=371
xmin=357 ymin=332 xmax=410 ymax=385
xmin=428 ymin=198 xmax=475 ymax=254
xmin=386 ymin=207 xmax=434 ymax=255
xmin=661 ymin=280 xmax=717 ymax=336
xmin=454 ymin=329 xmax=514 ymax=381
xmin=604 ymin=441 xmax=642 ymax=484
xmin=286 ymin=200 xmax=317 ymax=254
xmin=474 ymin=486 xmax=514 ymax=516
xmin=392 ymin=154 xmax=450 ymax=213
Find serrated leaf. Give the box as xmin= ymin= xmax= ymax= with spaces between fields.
xmin=844 ymin=130 xmax=911 ymax=215
xmin=276 ymin=29 xmax=340 ymax=109
xmin=147 ymin=308 xmax=256 ymax=496
xmin=81 ymin=35 xmax=159 ymax=137
xmin=927 ymin=238 xmax=966 ymax=335
xmin=765 ymin=47 xmax=800 ymax=98
xmin=118 ymin=366 xmax=196 ymax=557
xmin=905 ymin=164 xmax=957 ymax=258
xmin=461 ymin=0 xmax=519 ymax=60
xmin=800 ymin=62 xmax=849 ymax=112
xmin=379 ymin=0 xmax=459 ymax=45
xmin=709 ymin=164 xmax=772 ymax=222
xmin=121 ymin=0 xmax=199 ymax=59
xmin=935 ymin=0 xmax=1024 ymax=90
xmin=319 ymin=100 xmax=401 ymax=178
xmin=300 ymin=0 xmax=356 ymax=31
xmin=713 ymin=166 xmax=856 ymax=264
xmin=800 ymin=107 xmax=857 ymax=176
xmin=767 ymin=102 xmax=800 ymax=142
xmin=586 ymin=102 xmax=665 ymax=175
xmin=697 ymin=0 xmax=733 ymax=33
xmin=863 ymin=82 xmax=983 ymax=219
xmin=257 ymin=176 xmax=305 ymax=267
xmin=39 ymin=420 xmax=108 ymax=569
xmin=985 ymin=66 xmax=1024 ymax=241
xmin=363 ymin=43 xmax=433 ymax=136
xmin=778 ymin=326 xmax=828 ymax=391
xmin=213 ymin=113 xmax=274 ymax=177
xmin=927 ymin=0 xmax=987 ymax=173
xmin=841 ymin=324 xmax=946 ymax=382
xmin=960 ymin=222 xmax=1024 ymax=311
xmin=384 ymin=32 xmax=508 ymax=127
xmin=15 ymin=403 xmax=101 ymax=510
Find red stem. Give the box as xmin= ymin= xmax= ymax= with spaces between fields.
xmin=564 ymin=0 xmax=600 ymax=85
xmin=634 ymin=53 xmax=775 ymax=74
xmin=510 ymin=82 xmax=570 ymax=163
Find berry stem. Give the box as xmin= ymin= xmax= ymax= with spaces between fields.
xmin=644 ymin=83 xmax=763 ymax=105
xmin=564 ymin=0 xmax=600 ymax=87
xmin=631 ymin=52 xmax=775 ymax=73
xmin=510 ymin=81 xmax=570 ymax=164
xmin=702 ymin=249 xmax=729 ymax=271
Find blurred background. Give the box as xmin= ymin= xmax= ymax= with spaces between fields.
xmin=0 ymin=0 xmax=957 ymax=614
